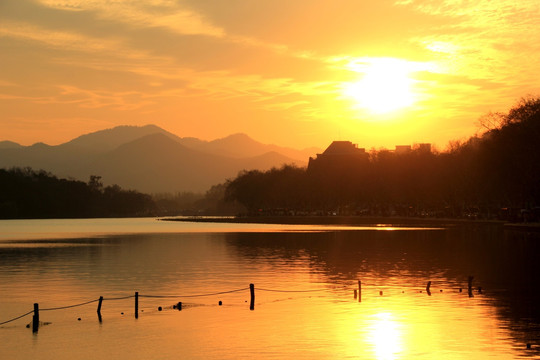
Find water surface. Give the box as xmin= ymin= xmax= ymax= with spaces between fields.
xmin=0 ymin=218 xmax=539 ymax=359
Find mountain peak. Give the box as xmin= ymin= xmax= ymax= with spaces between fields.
xmin=63 ymin=124 xmax=180 ymax=152
xmin=0 ymin=140 xmax=22 ymax=149
xmin=224 ymin=132 xmax=252 ymax=139
xmin=30 ymin=142 xmax=52 ymax=148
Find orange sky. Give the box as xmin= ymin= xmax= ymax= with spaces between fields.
xmin=1 ymin=0 xmax=539 ymax=150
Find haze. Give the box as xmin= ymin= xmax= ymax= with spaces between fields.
xmin=1 ymin=0 xmax=539 ymax=149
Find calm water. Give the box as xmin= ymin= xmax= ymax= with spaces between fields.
xmin=1 ymin=218 xmax=539 ymax=359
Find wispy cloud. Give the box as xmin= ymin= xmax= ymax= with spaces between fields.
xmin=1 ymin=0 xmax=539 ymax=148
xmin=401 ymin=0 xmax=540 ymax=76
xmin=36 ymin=0 xmax=226 ymax=37
xmin=0 ymin=21 xmax=125 ymax=54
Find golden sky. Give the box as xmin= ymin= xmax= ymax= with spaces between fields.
xmin=1 ymin=0 xmax=539 ymax=150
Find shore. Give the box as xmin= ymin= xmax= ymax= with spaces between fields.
xmin=2 ymin=215 xmax=537 ymax=232
xmin=161 ymin=215 xmax=540 ymax=231
xmin=161 ymin=215 xmax=506 ymax=227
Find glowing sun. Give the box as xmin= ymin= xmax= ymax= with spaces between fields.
xmin=343 ymin=58 xmax=418 ymax=115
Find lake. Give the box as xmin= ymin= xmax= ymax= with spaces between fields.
xmin=1 ymin=218 xmax=539 ymax=359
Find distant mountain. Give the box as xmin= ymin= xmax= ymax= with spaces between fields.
xmin=84 ymin=133 xmax=305 ymax=193
xmin=0 ymin=141 xmax=22 ymax=149
xmin=0 ymin=124 xmax=316 ymax=193
xmin=186 ymin=133 xmax=319 ymax=161
xmin=86 ymin=133 xmax=233 ymax=193
xmin=62 ymin=124 xmax=182 ymax=153
xmin=0 ymin=141 xmax=79 ymax=177
xmin=195 ymin=133 xmax=274 ymax=157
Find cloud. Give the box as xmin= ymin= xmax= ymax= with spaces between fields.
xmin=1 ymin=0 xmax=539 ymax=148
xmin=0 ymin=20 xmax=125 ymax=54
xmin=36 ymin=0 xmax=225 ymax=37
xmin=0 ymin=1 xmax=343 ymax=117
xmin=395 ymin=0 xmax=540 ymax=114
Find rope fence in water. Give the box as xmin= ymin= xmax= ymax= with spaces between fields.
xmin=0 ymin=284 xmax=324 ymax=327
xmin=0 ymin=310 xmax=34 ymax=326
xmin=41 ymin=298 xmax=101 ymax=312
xmin=0 ymin=279 xmax=485 ymax=332
xmin=0 ymin=285 xmax=252 ymax=328
xmin=258 ymin=288 xmax=324 ymax=293
xmin=140 ymin=287 xmax=249 ymax=299
xmin=103 ymin=295 xmax=135 ymax=301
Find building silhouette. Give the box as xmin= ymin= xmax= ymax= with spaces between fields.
xmin=307 ymin=141 xmax=369 ymax=172
xmin=308 ymin=141 xmax=432 ymax=173
xmin=395 ymin=145 xmax=411 ymax=154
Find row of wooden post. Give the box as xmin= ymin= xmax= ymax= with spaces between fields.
xmin=113 ymin=287 xmax=255 ymax=320
xmin=32 ymin=284 xmax=256 ymax=332
xmin=425 ymin=277 xmax=476 ymax=297
xmin=132 ymin=286 xmax=256 ymax=319
xmin=353 ymin=277 xmax=478 ymax=300
xmin=30 ymin=279 xmax=477 ymax=332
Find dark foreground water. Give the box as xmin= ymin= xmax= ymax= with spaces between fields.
xmin=0 ymin=218 xmax=539 ymax=359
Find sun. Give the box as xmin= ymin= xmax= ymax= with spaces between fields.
xmin=343 ymin=58 xmax=419 ymax=115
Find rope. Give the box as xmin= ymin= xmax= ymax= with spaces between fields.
xmin=41 ymin=298 xmax=100 ymax=311
xmin=0 ymin=284 xmax=490 ymax=326
xmin=140 ymin=287 xmax=249 ymax=299
xmin=0 ymin=310 xmax=34 ymax=326
xmin=103 ymin=295 xmax=135 ymax=301
xmin=257 ymin=287 xmax=324 ymax=293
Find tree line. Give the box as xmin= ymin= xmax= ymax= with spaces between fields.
xmin=224 ymin=97 xmax=540 ymax=222
xmin=0 ymin=168 xmax=241 ymax=219
xmin=0 ymin=170 xmax=155 ymax=218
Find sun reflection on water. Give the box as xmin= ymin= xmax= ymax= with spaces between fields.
xmin=367 ymin=312 xmax=403 ymax=360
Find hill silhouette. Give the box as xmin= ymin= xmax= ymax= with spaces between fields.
xmin=0 ymin=125 xmax=313 ymax=193
xmin=0 ymin=141 xmax=22 ymax=149
xmin=189 ymin=133 xmax=319 ymax=161
xmin=63 ymin=124 xmax=181 ymax=152
xmin=87 ymin=133 xmax=240 ymax=193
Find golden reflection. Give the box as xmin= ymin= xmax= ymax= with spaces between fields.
xmin=367 ymin=312 xmax=403 ymax=360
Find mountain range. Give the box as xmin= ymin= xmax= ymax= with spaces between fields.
xmin=0 ymin=125 xmax=319 ymax=193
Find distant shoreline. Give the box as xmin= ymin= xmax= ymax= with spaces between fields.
xmin=161 ymin=215 xmax=512 ymax=227
xmin=161 ymin=215 xmax=540 ymax=231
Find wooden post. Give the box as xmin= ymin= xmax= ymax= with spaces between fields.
xmin=32 ymin=303 xmax=39 ymax=333
xmin=468 ymin=276 xmax=474 ymax=298
xmin=354 ymin=289 xmax=357 ymax=299
xmin=97 ymin=296 xmax=103 ymax=322
xmin=249 ymin=284 xmax=255 ymax=310
xmin=426 ymin=281 xmax=432 ymax=296
xmin=135 ymin=292 xmax=139 ymax=319
xmin=358 ymin=280 xmax=362 ymax=302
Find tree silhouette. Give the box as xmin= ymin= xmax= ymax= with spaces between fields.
xmin=224 ymin=97 xmax=540 ymax=221
xmin=0 ymin=168 xmax=155 ymax=219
